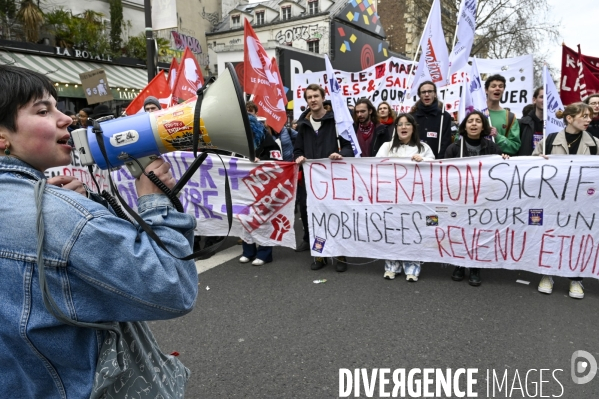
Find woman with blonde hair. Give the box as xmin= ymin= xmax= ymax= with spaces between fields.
xmin=533 ymin=102 xmax=599 ymax=299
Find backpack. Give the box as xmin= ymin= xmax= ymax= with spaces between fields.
xmin=504 ymin=110 xmax=516 ymax=137
xmin=544 ymin=132 xmax=597 ymax=155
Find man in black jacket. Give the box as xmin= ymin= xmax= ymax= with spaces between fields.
xmin=410 ymin=81 xmax=453 ymax=159
xmin=353 ymin=98 xmax=391 ymax=157
xmin=293 ymin=83 xmax=354 ymax=272
xmin=518 ymin=86 xmax=544 ymax=156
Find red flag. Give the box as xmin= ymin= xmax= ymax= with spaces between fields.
xmin=124 ymin=71 xmax=171 ymax=115
xmin=243 ymin=20 xmax=287 ymax=132
xmin=561 ymin=44 xmax=599 ymax=105
xmin=168 ymin=57 xmax=179 ymax=90
xmin=271 ymin=57 xmax=287 ymax=106
xmin=171 ymin=47 xmax=204 ymax=104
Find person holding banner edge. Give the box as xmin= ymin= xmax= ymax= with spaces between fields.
xmin=294 ymin=83 xmax=355 ymax=272
xmin=532 ymin=102 xmax=599 ymax=299
xmin=485 ymin=74 xmax=521 ymax=156
xmin=410 ymin=81 xmax=453 ymax=160
xmin=376 ymin=113 xmax=435 ymax=282
xmin=0 ymin=65 xmax=198 ymax=397
xmin=445 ymin=110 xmax=509 ymax=286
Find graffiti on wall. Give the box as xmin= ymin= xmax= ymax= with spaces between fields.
xmin=171 ymin=31 xmax=203 ymax=54
xmin=275 ymin=24 xmax=326 ymax=44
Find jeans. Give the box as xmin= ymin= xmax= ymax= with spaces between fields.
xmin=242 ymin=242 xmax=273 ymax=262
xmin=385 ymin=260 xmax=421 ymax=276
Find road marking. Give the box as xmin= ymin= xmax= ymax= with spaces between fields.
xmin=195 ymin=246 xmax=240 ymax=274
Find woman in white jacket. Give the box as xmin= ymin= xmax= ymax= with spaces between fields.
xmin=375 ymin=113 xmax=435 ymax=281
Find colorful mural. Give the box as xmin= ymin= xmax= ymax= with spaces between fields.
xmin=337 ymin=0 xmax=386 ymax=37
xmin=331 ymin=21 xmax=390 ymax=71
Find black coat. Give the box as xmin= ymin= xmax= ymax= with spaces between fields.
xmin=256 ymin=133 xmax=282 ymax=161
xmin=352 ymin=122 xmax=392 ymax=157
xmin=293 ymin=109 xmax=355 ymax=160
xmin=588 ymin=119 xmax=599 ymax=140
xmin=445 ymin=137 xmax=503 ymax=158
xmin=517 ymin=112 xmax=536 ymax=156
xmin=411 ymin=100 xmax=453 ymax=159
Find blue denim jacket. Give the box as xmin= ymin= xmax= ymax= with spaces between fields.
xmin=0 ymin=157 xmax=198 ymax=398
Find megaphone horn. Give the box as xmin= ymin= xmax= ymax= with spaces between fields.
xmin=72 ymin=63 xmax=255 ymax=177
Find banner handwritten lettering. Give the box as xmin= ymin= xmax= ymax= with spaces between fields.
xmin=304 ymin=156 xmax=599 ymax=279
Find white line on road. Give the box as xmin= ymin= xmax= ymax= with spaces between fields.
xmin=195 ymin=245 xmax=240 ymax=274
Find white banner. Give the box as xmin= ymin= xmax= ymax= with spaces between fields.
xmin=110 ymin=153 xmax=298 ymax=248
xmin=304 ymin=156 xmax=599 ymax=279
xmin=151 ymin=0 xmax=178 ymax=30
xmin=46 ymin=150 xmax=111 ymax=192
xmin=543 ymin=65 xmax=566 ymax=136
xmin=293 ymin=56 xmax=533 ymax=119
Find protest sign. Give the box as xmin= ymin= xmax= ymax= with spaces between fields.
xmin=79 ymin=69 xmax=113 ymax=104
xmin=293 ymin=55 xmax=533 ymax=119
xmin=111 ymin=153 xmax=298 ymax=248
xmin=304 ymin=156 xmax=599 ymax=279
xmin=46 ymin=149 xmax=111 ymax=192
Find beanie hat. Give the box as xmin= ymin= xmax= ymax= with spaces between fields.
xmin=144 ymin=96 xmax=162 ymax=110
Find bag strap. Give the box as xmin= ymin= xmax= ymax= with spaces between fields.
xmin=35 ymin=179 xmax=116 ymax=332
xmin=504 ymin=110 xmax=515 ymax=137
xmin=543 ymin=132 xmax=558 ymax=155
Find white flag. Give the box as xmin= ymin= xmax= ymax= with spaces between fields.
xmin=469 ymin=58 xmax=488 ymax=117
xmin=449 ymin=0 xmax=477 ymax=76
xmin=410 ymin=0 xmax=450 ymax=93
xmin=324 ymin=54 xmax=361 ymax=157
xmin=458 ymin=73 xmax=474 ymax=124
xmin=543 ymin=65 xmax=565 ymax=135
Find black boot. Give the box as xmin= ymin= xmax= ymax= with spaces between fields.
xmin=451 ymin=266 xmax=465 ymax=281
xmin=468 ymin=268 xmax=481 ymax=286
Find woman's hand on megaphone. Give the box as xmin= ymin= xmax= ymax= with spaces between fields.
xmin=135 ymin=158 xmax=176 ymax=197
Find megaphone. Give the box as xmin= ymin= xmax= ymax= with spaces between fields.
xmin=72 ymin=63 xmax=254 ymax=177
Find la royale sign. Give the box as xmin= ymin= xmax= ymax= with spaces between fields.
xmin=55 ymin=47 xmax=113 ymax=62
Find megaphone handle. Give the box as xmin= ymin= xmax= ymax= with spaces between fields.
xmin=124 ymin=155 xmax=161 ymax=178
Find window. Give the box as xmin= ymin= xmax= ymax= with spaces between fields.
xmin=255 ymin=11 xmax=265 ymax=25
xmin=231 ymin=15 xmax=240 ymax=28
xmin=281 ymin=6 xmax=291 ymax=20
xmin=308 ymin=40 xmax=319 ymax=53
xmin=308 ymin=0 xmax=319 ymax=14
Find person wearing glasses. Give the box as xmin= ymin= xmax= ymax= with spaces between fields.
xmin=584 ymin=93 xmax=599 ymax=138
xmin=375 ymin=113 xmax=434 ymax=282
xmin=410 ymin=81 xmax=453 ymax=159
xmin=77 ymin=107 xmax=93 ymax=128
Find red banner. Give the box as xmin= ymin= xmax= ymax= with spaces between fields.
xmin=168 ymin=57 xmax=179 ymax=90
xmin=560 ymin=44 xmax=599 ymax=105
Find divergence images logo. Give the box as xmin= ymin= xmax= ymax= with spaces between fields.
xmin=571 ymin=350 xmax=597 ymax=385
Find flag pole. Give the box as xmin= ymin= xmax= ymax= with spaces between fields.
xmin=542 ymin=63 xmax=547 ymax=155
xmin=437 ymin=7 xmax=462 ymax=155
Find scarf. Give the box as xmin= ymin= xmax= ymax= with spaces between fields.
xmin=416 ymin=99 xmax=440 ymax=115
xmin=357 ymin=121 xmax=375 ymax=157
xmin=380 ymin=116 xmax=394 ymax=125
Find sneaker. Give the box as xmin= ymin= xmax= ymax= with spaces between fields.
xmin=311 ymin=257 xmax=327 ymax=270
xmin=451 ymin=266 xmax=465 ymax=281
xmin=335 ymin=256 xmax=347 ymax=272
xmin=239 ymin=256 xmax=251 ymax=263
xmin=252 ymin=259 xmax=265 ymax=266
xmin=538 ymin=276 xmax=554 ymax=294
xmin=569 ymin=281 xmax=584 ymax=299
xmin=295 ymin=241 xmax=310 ymax=252
xmin=383 ymin=271 xmax=396 ymax=280
xmin=406 ymin=274 xmax=418 ymax=282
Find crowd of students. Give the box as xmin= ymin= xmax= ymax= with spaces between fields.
xmin=245 ymin=74 xmax=598 ymax=301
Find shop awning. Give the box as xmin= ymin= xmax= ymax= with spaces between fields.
xmin=0 ymin=50 xmax=148 ymax=90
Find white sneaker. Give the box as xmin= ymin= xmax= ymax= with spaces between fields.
xmin=239 ymin=256 xmax=251 ymax=263
xmin=538 ymin=276 xmax=554 ymax=294
xmin=406 ymin=274 xmax=418 ymax=282
xmin=569 ymin=281 xmax=584 ymax=299
xmin=383 ymin=271 xmax=396 ymax=280
xmin=252 ymin=259 xmax=265 ymax=266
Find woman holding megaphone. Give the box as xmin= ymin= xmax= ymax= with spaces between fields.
xmin=0 ymin=65 xmax=197 ymax=397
